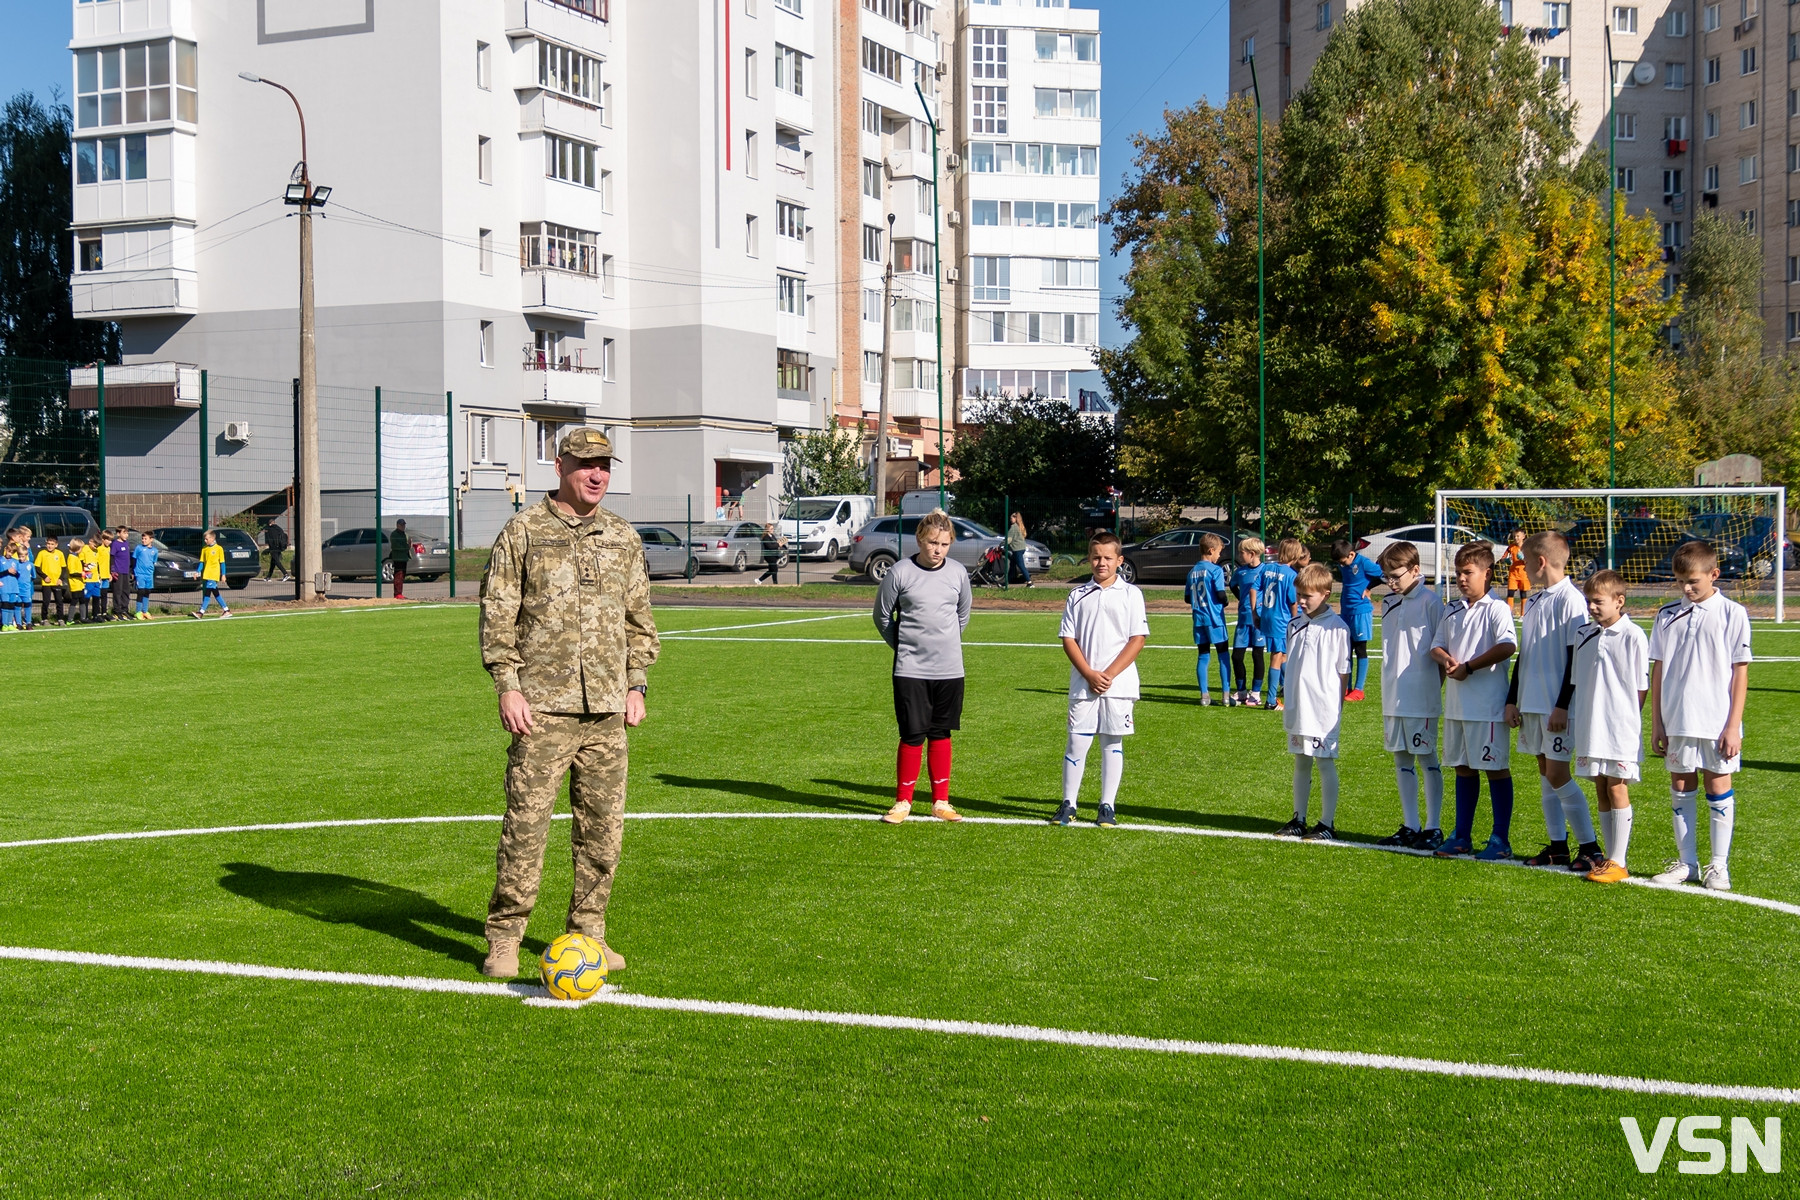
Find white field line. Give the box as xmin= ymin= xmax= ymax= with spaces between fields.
xmin=7 ymin=603 xmax=463 ymax=637
xmin=0 ymin=943 xmax=1793 ymax=1104
xmin=665 ymin=613 xmax=863 ymax=635
xmin=4 ymin=811 xmax=1798 ymax=920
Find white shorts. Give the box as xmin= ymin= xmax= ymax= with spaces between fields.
xmin=1287 ymin=729 xmax=1340 ymax=760
xmin=1383 ymin=716 xmax=1438 ymax=756
xmin=1576 ymin=756 xmax=1641 ymax=782
xmin=1515 ymin=713 xmax=1573 ymax=762
xmin=1069 ymin=695 xmax=1135 ymax=736
xmin=1443 ymin=718 xmax=1510 ymax=770
xmin=1664 ymin=734 xmax=1740 ymax=776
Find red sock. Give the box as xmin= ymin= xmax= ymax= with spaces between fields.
xmin=927 ymin=738 xmax=952 ymax=803
xmin=896 ymin=742 xmax=924 ymax=803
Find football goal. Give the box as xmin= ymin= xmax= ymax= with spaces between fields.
xmin=1433 ymin=487 xmax=1787 ymax=621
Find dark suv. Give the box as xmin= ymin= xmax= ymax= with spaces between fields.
xmin=151 ymin=527 xmax=262 ymax=589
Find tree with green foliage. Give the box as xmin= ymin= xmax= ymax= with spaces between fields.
xmin=783 ymin=423 xmax=871 ymax=497
xmin=1102 ymin=0 xmax=1675 ymax=515
xmin=945 ymin=396 xmax=1115 ymax=540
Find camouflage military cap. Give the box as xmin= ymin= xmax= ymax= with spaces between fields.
xmin=558 ymin=427 xmax=620 ymax=461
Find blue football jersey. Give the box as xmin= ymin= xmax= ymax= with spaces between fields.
xmin=1185 ymin=559 xmax=1228 ymax=627
xmin=1338 ymin=553 xmax=1384 ymax=614
xmin=1256 ymin=562 xmax=1297 ymax=632
xmin=1231 ymin=565 xmax=1260 ymax=622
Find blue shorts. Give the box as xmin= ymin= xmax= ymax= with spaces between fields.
xmin=85 ymin=583 xmax=102 ymax=597
xmin=1344 ymin=607 xmax=1373 ymax=642
xmin=134 ymin=575 xmax=155 ymax=591
xmin=1233 ymin=620 xmax=1265 ymax=650
xmin=1192 ymin=622 xmax=1227 ymax=646
xmin=1260 ymin=621 xmax=1289 ymax=654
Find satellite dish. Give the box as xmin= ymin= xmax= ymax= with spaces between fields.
xmin=1633 ymin=60 xmax=1656 ymax=85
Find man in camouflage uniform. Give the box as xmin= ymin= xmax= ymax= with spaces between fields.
xmin=478 ymin=427 xmax=660 ymax=978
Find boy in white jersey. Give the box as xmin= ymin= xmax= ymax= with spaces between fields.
xmin=1275 ymin=564 xmax=1352 ymax=841
xmin=1648 ymin=542 xmax=1751 ymax=891
xmin=1553 ymin=570 xmax=1650 ymax=883
xmin=1374 ymin=540 xmax=1448 ymax=850
xmin=1054 ymin=532 xmax=1150 ymax=828
xmin=1505 ymin=531 xmax=1603 ymax=871
xmin=1430 ymin=541 xmax=1518 ymax=860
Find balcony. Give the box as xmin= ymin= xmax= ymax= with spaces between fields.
xmin=70 ymin=267 xmax=197 ymax=319
xmin=505 ymin=0 xmax=609 ymax=46
xmin=522 ymin=269 xmax=603 ymax=319
xmin=1664 ymin=191 xmax=1686 ymax=213
xmin=520 ymin=91 xmax=605 ymax=143
xmin=68 ymin=361 xmax=200 ymax=410
xmin=74 ymin=0 xmax=196 ymax=41
xmin=523 ymin=353 xmax=605 ymax=410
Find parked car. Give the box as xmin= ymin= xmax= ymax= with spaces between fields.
xmin=631 ymin=524 xmax=699 ymax=578
xmin=900 ymin=489 xmax=955 ymax=516
xmin=1560 ymin=514 xmax=1755 ymax=582
xmin=1356 ymin=523 xmax=1503 ymax=579
xmin=688 ymin=521 xmax=773 ymax=573
xmin=778 ymin=495 xmax=876 ymax=562
xmin=849 ymin=515 xmax=1051 ymax=582
xmin=0 ymin=504 xmax=100 ymax=553
xmin=316 ymin=527 xmax=451 ymax=582
xmin=142 ymin=537 xmax=206 ymax=593
xmin=152 ymin=527 xmax=265 ymax=589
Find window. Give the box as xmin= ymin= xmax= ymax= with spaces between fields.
xmin=863 ymin=0 xmax=930 ymax=30
xmin=1790 ymin=258 xmax=1800 ymax=284
xmin=776 ymin=0 xmax=802 ymax=12
xmin=1543 ymin=2 xmax=1569 ymax=26
xmin=1667 ymin=9 xmax=1688 ymax=34
xmin=745 ymin=49 xmax=758 ymax=97
xmin=1616 ymin=167 xmax=1636 ymax=193
xmin=1317 ymin=1 xmax=1333 ymax=29
xmin=893 ymin=239 xmax=934 ymax=274
xmin=1793 ymin=32 xmax=1800 ymax=62
xmin=1036 ymin=31 xmax=1098 ymax=61
xmin=539 ymin=41 xmax=601 ymax=103
xmin=1613 ymin=60 xmax=1638 ymax=88
xmin=777 ymin=201 xmax=806 ymax=240
xmin=1742 ymin=48 xmax=1757 ymax=75
xmin=478 ymin=228 xmax=493 ymax=275
xmin=967 ymin=141 xmax=1099 ymax=175
xmin=534 ymin=329 xmax=564 ymax=368
xmin=1706 ymin=57 xmax=1721 ymax=84
xmin=777 ymin=273 xmax=806 ymax=315
xmin=1792 ymin=89 xmax=1799 ymax=117
xmin=479 ymin=321 xmax=495 ymax=367
xmin=746 ymin=0 xmax=757 ymax=16
xmin=1242 ymin=37 xmax=1254 ymax=61
xmin=78 ymin=236 xmax=102 ymax=272
xmin=536 ymin=422 xmax=564 ymax=464
xmin=602 ymin=254 xmax=615 ymax=296
xmin=73 ymin=134 xmax=147 ymax=183
xmin=863 ymin=288 xmax=882 ymax=323
xmin=972 ymin=27 xmax=1007 ymax=79
xmin=972 ymin=199 xmax=998 ymax=225
xmin=520 ymin=223 xmax=599 ymax=274
xmin=1789 ymin=312 xmax=1800 ymax=341
xmin=1663 ymin=221 xmax=1683 ymax=247
xmin=600 ymin=169 xmax=613 ymax=213
xmin=1791 ymin=144 xmax=1800 ymax=172
xmin=863 ymin=160 xmax=883 ymax=200
xmin=777 ymin=44 xmax=809 ymax=94
xmin=863 ymin=352 xmax=882 ymax=384
xmin=777 ymin=349 xmax=809 ymax=392
xmin=961 ymin=369 xmax=1068 ymax=400
xmin=1614 ymin=112 xmax=1637 ymax=139
xmin=478 ymin=136 xmax=492 ymax=183
xmin=1662 ymin=274 xmax=1677 ymax=300
xmin=745 ymin=215 xmax=759 ymax=257
xmin=473 ymin=417 xmax=495 ymax=464
xmin=1042 ymin=258 xmax=1099 ymax=287
xmin=1789 ymin=199 xmax=1800 ymax=226
xmin=863 ymin=224 xmax=884 ymax=262
xmin=1706 ymin=109 xmax=1719 ymax=138
xmin=860 ymin=38 xmax=901 ymax=83
xmin=476 ymin=41 xmax=491 ymax=89
xmin=1740 ymin=209 xmax=1757 ymax=231
xmin=1666 ymin=62 xmax=1687 ymax=88
xmin=977 ymin=199 xmax=1099 ymax=228
xmin=862 ymin=99 xmax=882 ymax=134
xmin=971 ymin=86 xmax=1008 ymax=134
xmin=890 ymin=297 xmax=935 ymax=334
xmin=970 ymin=311 xmax=1096 ymax=344
xmin=1705 ymin=164 xmax=1719 ymax=190
xmin=1613 ymin=5 xmax=1637 ymax=30
xmin=1543 ymin=56 xmax=1570 ymax=82
xmin=745 ymin=130 xmax=758 ymax=177
xmin=1034 ymin=88 xmax=1098 ymax=118
xmin=1665 ymin=116 xmax=1687 ymax=140
xmin=75 ymin=40 xmax=196 ymax=129
xmin=1703 ymin=2 xmax=1721 ymax=28
xmin=1664 ymin=168 xmax=1683 ymax=195
xmin=1742 ymin=100 xmax=1758 ymax=128
xmin=1743 ymin=0 xmax=1758 ymax=15
xmin=1499 ymin=0 xmax=1513 ymax=21
xmin=545 ymin=135 xmax=597 ymax=187
xmin=970 ymin=256 xmax=1010 ymax=301
xmin=1740 ymin=154 xmax=1757 ymax=183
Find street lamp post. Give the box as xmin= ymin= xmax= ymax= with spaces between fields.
xmin=915 ymin=81 xmax=947 ymax=513
xmin=1245 ymin=55 xmax=1266 ymax=544
xmin=239 ymin=72 xmax=331 ymax=602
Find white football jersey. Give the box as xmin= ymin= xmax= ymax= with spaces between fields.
xmin=1567 ymin=617 xmax=1650 ymax=763
xmin=1648 ymin=590 xmax=1752 ymax=739
xmin=1380 ymin=583 xmax=1447 ymax=718
xmin=1060 ymin=577 xmax=1151 ymax=700
xmin=1515 ymin=577 xmax=1588 ymax=714
xmin=1433 ymin=593 xmax=1517 ymax=722
xmin=1283 ymin=610 xmax=1351 ymax=740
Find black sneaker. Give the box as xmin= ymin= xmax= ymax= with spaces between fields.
xmin=1302 ymin=822 xmax=1337 ymax=842
xmin=1096 ymin=804 xmax=1117 ymax=827
xmin=1414 ymin=828 xmax=1445 ymax=852
xmin=1377 ymin=825 xmax=1419 ymax=847
xmin=1569 ymin=843 xmax=1606 ymax=873
xmin=1273 ymin=816 xmax=1307 ymax=837
xmin=1052 ymin=803 xmax=1076 ymax=827
xmin=1522 ymin=842 xmax=1571 ymax=867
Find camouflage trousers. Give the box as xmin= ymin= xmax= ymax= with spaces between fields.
xmin=485 ymin=711 xmax=628 ymax=944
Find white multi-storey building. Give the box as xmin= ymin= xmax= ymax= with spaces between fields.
xmin=68 ymin=0 xmax=838 ymax=540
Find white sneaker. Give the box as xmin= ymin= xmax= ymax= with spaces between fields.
xmin=1702 ymin=864 xmax=1732 ymax=892
xmin=1652 ymin=860 xmax=1698 ymax=885
xmin=1199 ymin=694 xmax=1212 ymax=707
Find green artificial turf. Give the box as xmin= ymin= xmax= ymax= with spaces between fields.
xmin=1 ymin=604 xmax=1797 ymax=1197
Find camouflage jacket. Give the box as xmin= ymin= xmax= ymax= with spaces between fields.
xmin=479 ymin=497 xmax=660 ymax=714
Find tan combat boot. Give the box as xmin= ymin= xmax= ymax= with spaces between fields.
xmin=600 ymin=942 xmax=627 ymax=972
xmin=480 ymin=938 xmax=521 ymax=978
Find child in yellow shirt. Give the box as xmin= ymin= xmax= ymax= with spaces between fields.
xmin=194 ymin=530 xmax=232 ymax=618
xmin=33 ymin=537 xmax=66 ymax=624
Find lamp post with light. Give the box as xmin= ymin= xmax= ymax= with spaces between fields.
xmin=238 ymin=72 xmax=331 ymax=601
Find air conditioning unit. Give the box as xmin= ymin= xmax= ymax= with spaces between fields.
xmin=944 ymin=267 xmax=960 ymax=282
xmin=944 ymin=152 xmax=961 ymax=169
xmin=946 ymin=210 xmax=962 ymax=227
xmin=223 ymin=421 xmax=252 ymax=443
xmin=935 ymin=61 xmax=947 ymax=79
xmin=887 ymin=437 xmax=914 ymax=458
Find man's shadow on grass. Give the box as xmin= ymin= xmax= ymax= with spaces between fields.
xmin=653 ymin=773 xmax=887 ymax=815
xmin=218 ymin=862 xmax=527 ymax=969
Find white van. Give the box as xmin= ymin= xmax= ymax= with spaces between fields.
xmin=780 ymin=495 xmax=876 ymax=561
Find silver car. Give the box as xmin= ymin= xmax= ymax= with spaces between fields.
xmin=320 ymin=527 xmax=451 ymax=582
xmin=849 ymin=516 xmax=1051 ymax=582
xmin=631 ymin=524 xmax=699 ymax=578
xmin=688 ymin=521 xmax=772 ymax=573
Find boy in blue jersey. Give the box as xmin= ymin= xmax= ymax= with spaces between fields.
xmin=1257 ymin=539 xmax=1302 ymax=711
xmin=1230 ymin=537 xmax=1266 ymax=706
xmin=1333 ymin=539 xmax=1385 ymax=701
xmin=131 ymin=532 xmax=160 ymax=619
xmin=1184 ymin=532 xmax=1232 ymax=705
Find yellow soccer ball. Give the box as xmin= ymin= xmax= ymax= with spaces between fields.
xmin=539 ymin=932 xmax=608 ymax=1001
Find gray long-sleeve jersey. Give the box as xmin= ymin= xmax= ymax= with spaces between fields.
xmin=873 ymin=554 xmax=973 ymax=679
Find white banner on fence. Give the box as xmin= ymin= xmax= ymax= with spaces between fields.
xmin=379 ymin=412 xmax=448 ymax=516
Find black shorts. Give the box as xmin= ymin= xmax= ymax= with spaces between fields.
xmin=893 ymin=676 xmax=965 ymax=742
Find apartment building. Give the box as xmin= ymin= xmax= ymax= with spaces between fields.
xmin=67 ymin=0 xmax=838 ymax=541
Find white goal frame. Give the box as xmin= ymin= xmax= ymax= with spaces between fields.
xmin=1434 ymin=487 xmax=1787 ymax=623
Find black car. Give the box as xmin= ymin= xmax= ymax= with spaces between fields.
xmin=1117 ymin=525 xmax=1249 ymax=584
xmin=151 ymin=527 xmax=262 ymax=589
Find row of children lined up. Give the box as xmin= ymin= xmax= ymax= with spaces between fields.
xmin=0 ymin=528 xmax=235 ymax=630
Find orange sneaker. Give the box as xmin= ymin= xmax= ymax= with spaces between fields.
xmin=1586 ymin=860 xmax=1630 ymax=883
xmin=882 ymin=801 xmax=911 ymax=824
xmin=931 ymin=801 xmax=962 ymax=822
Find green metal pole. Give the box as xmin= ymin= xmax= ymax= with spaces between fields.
xmin=686 ymin=494 xmax=695 ymax=582
xmin=1247 ymin=56 xmax=1266 ymax=545
xmin=1348 ymin=491 xmax=1354 ymax=545
xmin=446 ymin=391 xmax=456 ymax=598
xmin=198 ymin=370 xmax=208 ymax=529
xmin=374 ymin=386 xmax=382 ymax=598
xmin=916 ymin=80 xmax=947 ymax=515
xmin=96 ymin=362 xmax=107 ymax=527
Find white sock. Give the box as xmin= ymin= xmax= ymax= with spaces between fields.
xmin=1556 ymin=779 xmax=1595 ymax=844
xmin=1393 ymin=752 xmax=1421 ymax=830
xmin=1708 ymin=791 xmax=1735 ymax=868
xmin=1597 ymin=808 xmax=1613 ymax=852
xmin=1292 ymin=756 xmax=1312 ymax=823
xmin=1421 ymin=751 xmax=1444 ymax=830
xmin=1098 ymin=735 xmax=1124 ymax=809
xmin=1539 ymin=774 xmax=1567 ymax=841
xmin=1318 ymin=758 xmax=1340 ymax=827
xmin=1612 ymin=804 xmax=1634 ymax=869
xmin=1062 ymin=732 xmax=1094 ymax=808
xmin=1671 ymin=786 xmax=1699 ymax=867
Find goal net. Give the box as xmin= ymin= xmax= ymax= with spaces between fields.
xmin=1434 ymin=487 xmax=1787 ymax=621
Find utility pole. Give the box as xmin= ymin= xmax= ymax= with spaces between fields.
xmin=915 ymin=80 xmax=947 ymax=513
xmin=1246 ymin=54 xmax=1267 ymax=545
xmin=241 ymin=73 xmax=331 ymax=601
xmin=871 ymin=213 xmax=897 ymax=512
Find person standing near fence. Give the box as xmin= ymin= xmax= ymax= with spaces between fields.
xmin=263 ymin=521 xmax=289 ymax=580
xmin=1007 ymin=512 xmax=1033 ymax=587
xmin=755 ymin=523 xmax=785 ymax=585
xmin=34 ymin=536 xmax=65 ymax=625
xmin=388 ymin=519 xmax=412 ymax=599
xmin=109 ymin=528 xmax=131 ymax=618
xmin=478 ymin=427 xmax=660 ymax=980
